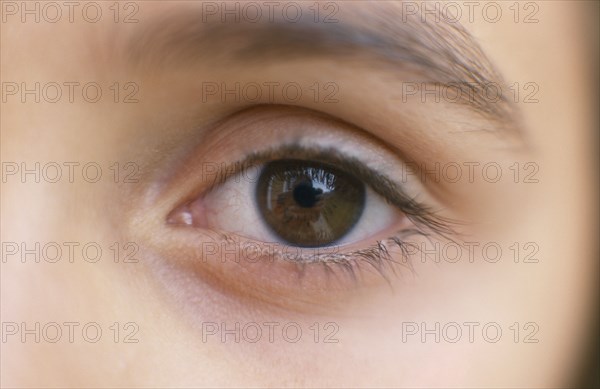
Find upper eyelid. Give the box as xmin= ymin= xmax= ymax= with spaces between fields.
xmin=151 ymin=105 xmax=458 ymax=238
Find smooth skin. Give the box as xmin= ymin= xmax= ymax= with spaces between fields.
xmin=1 ymin=1 xmax=598 ymax=388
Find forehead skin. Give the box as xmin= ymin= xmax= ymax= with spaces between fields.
xmin=1 ymin=1 xmax=597 ymax=388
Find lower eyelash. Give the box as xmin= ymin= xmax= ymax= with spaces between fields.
xmin=307 ymin=228 xmax=434 ymax=285
xmin=214 ymin=227 xmax=439 ymax=285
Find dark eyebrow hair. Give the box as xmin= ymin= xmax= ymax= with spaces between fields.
xmin=126 ymin=2 xmax=520 ymax=133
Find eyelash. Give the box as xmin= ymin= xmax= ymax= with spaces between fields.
xmin=198 ymin=143 xmax=458 ymax=283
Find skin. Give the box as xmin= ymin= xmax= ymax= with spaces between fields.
xmin=1 ymin=1 xmax=597 ymax=388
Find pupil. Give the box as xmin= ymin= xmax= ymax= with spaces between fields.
xmin=293 ymin=181 xmax=322 ymax=208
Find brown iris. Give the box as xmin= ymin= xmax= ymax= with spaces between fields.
xmin=256 ymin=159 xmax=366 ymax=247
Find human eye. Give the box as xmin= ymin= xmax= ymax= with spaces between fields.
xmin=143 ymin=105 xmax=456 ymax=310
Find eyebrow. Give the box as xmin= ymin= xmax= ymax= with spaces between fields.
xmin=126 ymin=2 xmax=519 ymax=131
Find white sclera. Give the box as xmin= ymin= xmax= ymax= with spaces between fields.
xmin=202 ymin=165 xmax=400 ymax=247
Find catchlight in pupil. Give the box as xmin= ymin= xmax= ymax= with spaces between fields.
xmin=256 ymin=159 xmax=366 ymax=247
xmin=292 ymin=177 xmax=323 ymax=208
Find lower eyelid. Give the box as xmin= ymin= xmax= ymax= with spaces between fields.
xmin=146 ymin=224 xmax=431 ymax=313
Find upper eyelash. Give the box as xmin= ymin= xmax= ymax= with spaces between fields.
xmin=200 ymin=143 xmax=461 ymax=283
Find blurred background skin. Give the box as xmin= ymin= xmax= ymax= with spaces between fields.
xmin=0 ymin=1 xmax=598 ymax=388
